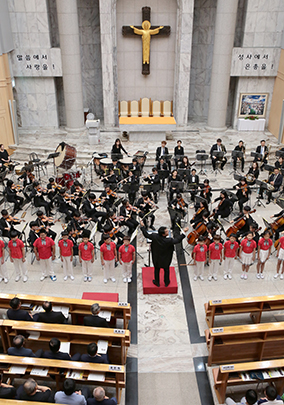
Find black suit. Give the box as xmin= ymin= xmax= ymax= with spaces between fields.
xmin=80 ymin=353 xmax=109 ymax=364
xmin=0 ymin=386 xmax=16 ymax=399
xmin=255 ymin=145 xmax=268 ymax=165
xmin=16 ymin=385 xmax=54 ymax=402
xmin=4 ymin=187 xmax=24 ymax=213
xmin=233 ymin=145 xmax=245 ymax=171
xmin=141 ymin=226 xmax=185 ymax=286
xmin=187 ymin=174 xmax=199 ymax=201
xmin=83 ymin=315 xmax=109 ymax=328
xmin=87 ymin=397 xmax=117 ymax=405
xmin=0 ymin=217 xmax=20 ymax=238
xmin=43 ymin=350 xmax=72 ymax=360
xmin=156 ymin=146 xmax=171 ymax=171
xmin=210 ymin=144 xmax=227 ymax=170
xmin=213 ymin=197 xmax=232 ymax=220
xmin=7 ymin=308 xmax=33 ymax=322
xmin=267 ymin=172 xmax=283 ymax=203
xmin=35 ymin=310 xmax=67 ymax=324
xmin=31 ymin=188 xmax=51 ymax=216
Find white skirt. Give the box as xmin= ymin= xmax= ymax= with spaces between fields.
xmin=279 ymin=247 xmax=284 ymax=261
xmin=241 ymin=251 xmax=254 ymax=265
xmin=259 ymin=249 xmax=269 ymax=263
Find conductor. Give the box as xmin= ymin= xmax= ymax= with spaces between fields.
xmin=140 ymin=221 xmax=188 ymax=287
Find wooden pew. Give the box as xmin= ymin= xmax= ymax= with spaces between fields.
xmin=206 ymin=321 xmax=284 ymax=366
xmin=213 ymin=359 xmax=284 ymax=404
xmin=0 ymin=402 xmax=66 ymax=405
xmin=1 ymin=320 xmax=130 ymax=365
xmin=0 ymin=355 xmax=125 ymax=403
xmin=205 ymin=295 xmax=284 ymax=328
xmin=0 ymin=293 xmax=131 ymax=329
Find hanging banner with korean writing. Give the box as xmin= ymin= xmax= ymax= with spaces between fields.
xmin=10 ymin=48 xmax=62 ymax=77
xmin=231 ymin=47 xmax=281 ymax=77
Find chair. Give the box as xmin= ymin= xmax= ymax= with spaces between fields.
xmin=130 ymin=101 xmax=139 ymax=117
xmin=119 ymin=101 xmax=129 ymax=118
xmin=141 ymin=98 xmax=150 ymax=117
xmin=163 ymin=100 xmax=173 ymax=117
xmin=152 ymin=100 xmax=161 ymax=117
xmin=29 ymin=152 xmax=40 ymax=163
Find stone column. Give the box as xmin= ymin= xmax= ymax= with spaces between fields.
xmin=56 ymin=0 xmax=85 ymax=132
xmin=99 ymin=0 xmax=118 ymax=128
xmin=174 ymin=0 xmax=194 ymax=127
xmin=206 ymin=0 xmax=238 ymax=131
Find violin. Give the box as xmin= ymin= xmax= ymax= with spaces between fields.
xmin=6 ymin=215 xmax=25 ymax=223
xmin=226 ymin=209 xmax=256 ymax=237
xmin=41 ymin=215 xmax=59 ymax=224
xmin=36 ymin=186 xmax=47 ymax=193
xmin=187 ymin=222 xmax=207 ymax=245
xmin=192 ymin=207 xmax=205 ymax=221
xmin=204 ymin=185 xmax=211 ymax=195
xmin=27 ymin=172 xmax=35 ymax=181
xmin=177 ymin=198 xmax=186 ymax=209
xmin=11 ymin=184 xmax=23 ymax=191
xmin=107 ymin=190 xmax=117 ymax=198
xmin=109 ymin=226 xmax=120 ymax=238
xmin=51 ymin=182 xmax=63 ymax=191
xmin=71 ymin=229 xmax=82 ymax=238
xmin=74 ymin=186 xmax=86 ymax=194
xmin=64 ymin=193 xmax=75 ymax=200
xmin=144 ymin=197 xmax=158 ymax=210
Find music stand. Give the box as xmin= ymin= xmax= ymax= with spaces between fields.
xmin=122 ymin=183 xmax=139 ymax=194
xmin=233 ymin=173 xmax=243 ymax=182
xmin=253 ymin=179 xmax=267 ymax=208
xmin=178 ymin=168 xmax=190 ymax=180
xmin=196 ymin=153 xmax=208 ymax=175
xmin=211 ymin=151 xmax=225 ymax=175
xmin=276 ymin=197 xmax=284 ymax=209
xmin=111 ymin=153 xmax=123 ymax=160
xmin=251 ymin=151 xmax=263 ymax=161
xmin=230 ymin=150 xmax=244 ymax=175
xmin=170 ymin=181 xmax=184 ymax=193
xmin=264 ymin=164 xmax=275 ymax=173
xmin=276 ymin=150 xmax=284 ymax=158
xmin=187 ymin=182 xmax=197 ymax=193
xmin=158 ymin=170 xmax=170 ymax=180
xmin=195 ymin=195 xmax=207 ymax=206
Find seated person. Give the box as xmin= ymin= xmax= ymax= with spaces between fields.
xmin=55 ymin=378 xmax=90 ymax=404
xmin=174 ymin=140 xmax=184 ymax=168
xmin=28 ymin=221 xmax=40 ymax=248
xmin=84 ymin=303 xmax=110 ymax=328
xmin=4 ymin=179 xmax=24 ymax=215
xmin=230 ymin=205 xmax=255 ymax=238
xmin=212 ymin=191 xmax=232 ymax=221
xmin=225 ymin=389 xmax=257 ymax=405
xmin=254 ymin=139 xmax=268 ymax=170
xmin=31 ymin=182 xmax=53 ymax=217
xmin=35 ymin=210 xmax=57 ymax=240
xmin=43 ymin=337 xmax=80 ymax=361
xmin=275 ymin=156 xmax=284 ymax=171
xmin=156 ymin=157 xmax=169 ymax=191
xmin=232 ymin=140 xmax=245 ymax=172
xmin=259 ymin=167 xmax=283 ymax=204
xmin=16 ymin=378 xmax=54 ymax=403
xmin=7 ymin=297 xmax=34 ymax=321
xmin=8 ymin=335 xmax=43 ymax=358
xmin=258 ymin=385 xmax=283 ymax=404
xmin=80 ymin=342 xmax=109 ymax=364
xmin=246 ymin=162 xmax=259 ymax=185
xmin=155 ymin=141 xmax=171 ymax=171
xmin=210 ymin=138 xmax=227 ymax=170
xmin=187 ymin=168 xmax=199 ymax=202
xmin=87 ymin=387 xmax=117 ymax=405
xmin=0 ymin=373 xmax=16 ymax=399
xmin=35 ymin=301 xmax=67 ymax=324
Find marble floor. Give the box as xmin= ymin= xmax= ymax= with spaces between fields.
xmin=4 ymin=123 xmax=284 ymax=405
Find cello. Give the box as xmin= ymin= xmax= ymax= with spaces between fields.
xmin=187 ymin=222 xmax=207 ymax=245
xmin=226 ymin=209 xmax=256 ymax=237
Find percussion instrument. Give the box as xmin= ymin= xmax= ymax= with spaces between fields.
xmin=120 ymin=157 xmax=133 ymax=165
xmin=54 ymin=142 xmax=76 ymax=170
xmin=15 ymin=165 xmax=25 ymax=176
xmin=55 ymin=175 xmax=65 ymax=187
xmin=100 ymin=158 xmax=113 ymax=165
xmin=246 ymin=173 xmax=255 ymax=183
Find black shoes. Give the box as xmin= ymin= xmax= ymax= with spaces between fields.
xmin=152 ymin=280 xmax=160 ymax=287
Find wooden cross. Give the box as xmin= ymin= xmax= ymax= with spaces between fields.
xmin=122 ymin=7 xmax=171 ymax=75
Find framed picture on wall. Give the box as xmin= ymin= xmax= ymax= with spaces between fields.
xmin=238 ymin=93 xmax=269 ymax=118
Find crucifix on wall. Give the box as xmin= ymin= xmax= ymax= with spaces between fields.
xmin=122 ymin=7 xmax=171 ymax=75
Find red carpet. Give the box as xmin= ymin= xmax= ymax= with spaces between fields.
xmin=142 ymin=267 xmax=178 ymax=294
xmin=82 ymin=292 xmax=119 ymax=302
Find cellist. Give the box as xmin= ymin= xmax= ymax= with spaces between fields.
xmin=190 ymin=200 xmax=209 ymax=227
xmin=229 ymin=205 xmax=255 ymax=238
xmin=212 ymin=190 xmax=232 ymax=221
xmin=270 ymin=209 xmax=284 ymax=241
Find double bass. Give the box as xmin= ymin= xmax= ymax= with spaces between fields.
xmin=226 ymin=209 xmax=256 ymax=237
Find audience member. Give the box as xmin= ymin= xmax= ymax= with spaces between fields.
xmin=8 ymin=335 xmax=43 ymax=358
xmin=16 ymin=378 xmax=54 ymax=402
xmin=83 ymin=304 xmax=109 ymax=328
xmin=7 ymin=297 xmax=33 ymax=321
xmin=80 ymin=343 xmax=109 ymax=364
xmin=226 ymin=389 xmax=257 ymax=405
xmin=87 ymin=387 xmax=117 ymax=405
xmin=0 ymin=373 xmax=16 ymax=399
xmin=35 ymin=301 xmax=67 ymax=324
xmin=43 ymin=337 xmax=80 ymax=361
xmin=55 ymin=378 xmax=89 ymax=405
xmin=258 ymin=386 xmax=283 ymax=404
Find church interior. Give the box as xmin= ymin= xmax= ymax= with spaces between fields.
xmin=1 ymin=0 xmax=284 ymax=404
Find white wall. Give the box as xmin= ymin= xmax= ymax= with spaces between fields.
xmin=116 ymin=0 xmax=177 ymax=102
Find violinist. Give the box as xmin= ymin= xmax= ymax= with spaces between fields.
xmin=200 ymin=179 xmax=212 ymax=204
xmin=170 ymin=193 xmax=188 ymax=230
xmin=82 ymin=193 xmax=107 ymax=223
xmin=18 ymin=168 xmax=35 ymax=189
xmin=202 ymin=212 xmax=218 ymax=239
xmin=56 ymin=189 xmax=77 ymax=221
xmin=259 ymin=167 xmax=283 ymax=204
xmin=174 ymin=140 xmax=184 ymax=168
xmin=104 ymin=211 xmax=125 ymax=238
xmin=67 ymin=211 xmax=85 ymax=240
xmin=99 ymin=223 xmax=123 ymax=251
xmin=4 ymin=180 xmax=25 ymax=215
xmin=233 ymin=176 xmax=251 ymax=213
xmin=35 ymin=210 xmax=57 ymax=241
xmin=28 ymin=221 xmax=40 ymax=248
xmin=187 ymin=168 xmax=199 ymax=202
xmin=246 ymin=162 xmax=259 ymax=186
xmin=31 ymin=182 xmax=53 ymax=217
xmin=46 ymin=177 xmax=59 ymax=204
xmin=210 ymin=138 xmax=227 ymax=171
xmin=168 ymin=169 xmax=182 ymax=201
xmin=70 ymin=180 xmax=85 ymax=209
xmin=136 ymin=190 xmax=156 ymax=230
xmin=232 ymin=140 xmax=245 ymax=172
xmin=270 ymin=209 xmax=284 ymax=241
xmin=100 ymin=186 xmax=117 ymax=212
xmin=190 ymin=200 xmax=209 ymax=227
xmin=229 ymin=205 xmax=255 ymax=238
xmin=0 ymin=209 xmax=21 ymax=238
xmin=119 ymin=199 xmax=139 ymax=235
xmin=144 ymin=167 xmax=160 ymax=204
xmin=212 ymin=190 xmax=232 ymax=221
xmin=157 ymin=157 xmax=168 ymax=191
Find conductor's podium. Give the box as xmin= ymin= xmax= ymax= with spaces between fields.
xmin=142 ymin=267 xmax=178 ymax=294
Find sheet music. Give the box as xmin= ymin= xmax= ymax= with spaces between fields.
xmin=66 ymin=370 xmax=84 ymax=380
xmin=88 ymin=372 xmax=105 ymax=381
xmin=8 ymin=366 xmax=27 ymax=374
xmin=98 ymin=311 xmax=111 ymax=322
xmin=52 ymin=305 xmax=69 ymax=317
xmin=97 ymin=340 xmax=108 ymax=355
xmin=60 ymin=342 xmax=70 ymax=354
xmin=28 ymin=331 xmax=40 ymax=340
xmin=30 ymin=367 xmax=49 ymax=377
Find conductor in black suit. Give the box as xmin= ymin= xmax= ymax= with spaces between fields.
xmin=140 ymin=221 xmax=188 ymax=287
xmin=83 ymin=303 xmax=110 ymax=328
xmin=35 ymin=301 xmax=67 ymax=324
xmin=155 ymin=141 xmax=171 ymax=171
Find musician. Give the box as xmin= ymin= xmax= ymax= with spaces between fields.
xmin=202 ymin=212 xmax=218 ymax=239
xmin=246 ymin=162 xmax=259 ymax=185
xmin=212 ymin=190 xmax=232 ymax=221
xmin=155 ymin=141 xmax=171 ymax=171
xmin=67 ymin=211 xmax=85 ymax=238
xmin=232 ymin=140 xmax=245 ymax=172
xmin=136 ymin=190 xmax=156 ymax=230
xmin=100 ymin=186 xmax=117 ymax=212
xmin=190 ymin=200 xmax=209 ymax=227
xmin=254 ymin=139 xmax=268 ymax=170
xmin=119 ymin=199 xmax=139 ymax=235
xmin=275 ymin=156 xmax=284 ymax=171
xmin=233 ymin=177 xmax=251 ymax=213
xmin=121 ymin=170 xmax=138 ymax=205
xmin=46 ymin=177 xmax=58 ymax=205
xmin=144 ymin=167 xmax=160 ymax=204
xmin=259 ymin=167 xmax=283 ymax=204
xmin=18 ymin=168 xmax=35 ymax=189
xmin=174 ymin=140 xmax=184 ymax=168
xmin=0 ymin=209 xmax=21 ymax=238
xmin=35 ymin=210 xmax=57 ymax=241
xmin=111 ymin=138 xmax=128 ymax=160
xmin=70 ymin=180 xmax=85 ymax=209
xmin=230 ymin=205 xmax=255 ymax=237
xmin=270 ymin=209 xmax=284 ymax=241
xmin=0 ymin=144 xmax=10 ymax=171
xmin=99 ymin=223 xmax=123 ymax=251
xmin=210 ymin=138 xmax=227 ymax=170
xmin=187 ymin=168 xmax=199 ymax=202
xmin=169 ymin=193 xmax=188 ymax=229
xmin=4 ymin=180 xmax=24 ymax=215
xmin=28 ymin=221 xmax=40 ymax=248
xmin=30 ymin=182 xmax=52 ymax=217
xmin=250 ymin=223 xmax=260 ymax=247
xmin=180 ymin=156 xmax=191 ymax=169
xmin=56 ymin=189 xmax=77 ymax=221
xmin=111 ymin=159 xmax=121 ymax=179
xmin=130 ymin=158 xmax=141 ymax=176
xmin=168 ymin=169 xmax=182 ymax=201
xmin=82 ymin=193 xmax=107 ymax=222
xmin=157 ymin=157 xmax=168 ymax=191
xmin=200 ymin=179 xmax=212 ymax=203
xmin=101 ymin=169 xmax=117 ymax=188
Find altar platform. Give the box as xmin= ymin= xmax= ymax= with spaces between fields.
xmin=119 ymin=116 xmax=177 ymax=141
